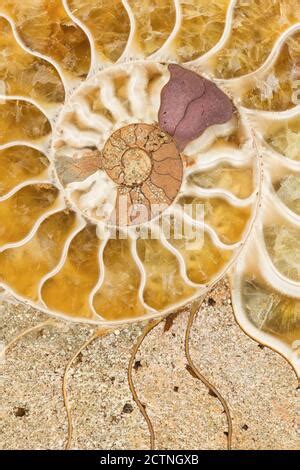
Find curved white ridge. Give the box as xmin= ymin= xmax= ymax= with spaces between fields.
xmin=128 ymin=232 xmax=158 ymax=314
xmin=230 ymin=260 xmax=300 ymax=376
xmin=0 ymin=192 xmax=65 ymax=254
xmin=0 ymin=177 xmax=52 ymax=203
xmin=157 ymin=226 xmax=200 ymax=289
xmin=118 ymin=0 xmax=143 ymax=61
xmin=172 ymin=207 xmax=242 ymax=251
xmin=128 ymin=67 xmax=151 ymax=120
xmin=188 ymin=0 xmax=238 ymax=68
xmin=72 ymin=101 xmax=112 ymax=133
xmin=184 ymin=116 xmax=238 ymax=157
xmin=217 ymin=22 xmax=300 ymax=84
xmin=149 ymin=0 xmax=182 ymax=62
xmin=38 ymin=215 xmax=87 ymax=307
xmin=66 ymin=170 xmax=118 ymax=222
xmin=98 ymin=75 xmax=131 ymax=123
xmin=181 ymin=185 xmax=257 ymax=208
xmin=0 ymin=12 xmax=70 ymax=98
xmin=62 ymin=0 xmax=98 ymax=80
xmin=88 ymin=231 xmax=111 ymax=321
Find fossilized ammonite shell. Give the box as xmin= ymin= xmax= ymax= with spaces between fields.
xmin=0 ymin=1 xmax=299 ymax=375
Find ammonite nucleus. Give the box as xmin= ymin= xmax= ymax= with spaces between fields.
xmin=0 ymin=0 xmax=299 ymax=377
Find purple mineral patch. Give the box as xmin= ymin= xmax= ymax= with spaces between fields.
xmin=158 ymin=64 xmax=234 ymax=150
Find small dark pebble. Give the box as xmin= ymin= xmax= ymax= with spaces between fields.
xmin=258 ymin=344 xmax=265 ymax=350
xmin=242 ymin=424 xmax=249 ymax=431
xmin=208 ymin=297 xmax=216 ymax=306
xmin=77 ymin=352 xmax=83 ymax=363
xmin=14 ymin=407 xmax=28 ymax=418
xmin=174 ymin=386 xmax=179 ymax=392
xmin=122 ymin=403 xmax=134 ymax=414
xmin=134 ymin=360 xmax=142 ymax=370
xmin=164 ymin=311 xmax=180 ymax=332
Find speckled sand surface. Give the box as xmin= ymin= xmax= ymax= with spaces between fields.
xmin=0 ymin=279 xmax=299 ymax=450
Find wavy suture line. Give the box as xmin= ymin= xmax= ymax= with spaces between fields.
xmin=127 ymin=297 xmax=233 ymax=450
xmin=184 ymin=154 xmax=254 ymax=178
xmin=128 ymin=232 xmax=158 ymax=316
xmin=89 ymin=232 xmax=111 ymax=320
xmin=0 ymin=140 xmax=50 ymax=157
xmin=268 ymin=181 xmax=300 ymax=225
xmin=0 ymin=12 xmax=70 ymax=100
xmin=244 ymin=106 xmax=300 ymax=124
xmin=120 ymin=0 xmax=177 ymax=61
xmin=0 ymin=191 xmax=65 ymax=254
xmin=0 ymin=1 xmax=91 ymax=86
xmin=62 ymin=0 xmax=97 ymax=80
xmin=0 ymin=178 xmax=52 ymax=203
xmin=185 ymin=148 xmax=254 ymax=170
xmin=209 ymin=1 xmax=300 ymax=80
xmin=158 ymin=227 xmax=200 ymax=289
xmin=55 ymin=122 xmax=101 ymax=150
xmin=261 ymin=139 xmax=300 ymax=174
xmin=183 ymin=185 xmax=257 ymax=208
xmin=66 ymin=0 xmax=130 ymax=66
xmin=0 ymin=15 xmax=65 ymax=119
xmin=149 ymin=0 xmax=182 ymax=62
xmin=174 ymin=208 xmax=242 ymax=251
xmin=0 ymin=146 xmax=50 ymax=199
xmin=98 ymin=75 xmax=130 ymax=123
xmin=262 ymin=178 xmax=300 ymax=227
xmin=72 ymin=101 xmax=112 ymax=133
xmin=62 ymin=328 xmax=110 ymax=450
xmin=128 ymin=67 xmax=150 ymax=119
xmin=230 ymin=247 xmax=300 ymax=377
xmin=0 ymin=94 xmax=61 ymax=124
xmin=253 ymin=230 xmax=300 ymax=299
xmin=0 ymin=319 xmax=56 ymax=362
xmin=38 ymin=216 xmax=87 ymax=308
xmin=0 ymin=98 xmax=53 ymax=149
xmin=188 ymin=0 xmax=237 ymax=68
xmin=151 ymin=0 xmax=232 ymax=64
xmin=119 ymin=0 xmax=140 ymax=61
xmin=184 ymin=298 xmax=233 ymax=450
xmin=222 ymin=26 xmax=300 ymax=113
xmin=215 ymin=22 xmax=300 ymax=84
xmin=128 ymin=318 xmax=163 ymax=450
